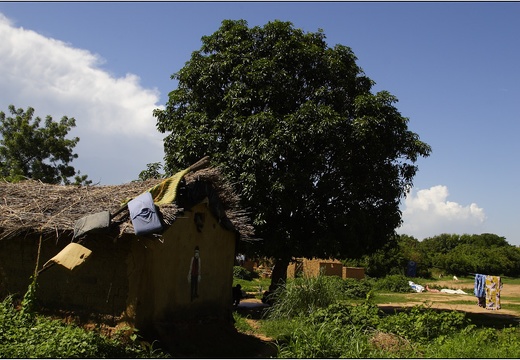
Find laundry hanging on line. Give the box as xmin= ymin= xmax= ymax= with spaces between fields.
xmin=474 ymin=273 xmax=502 ymax=310
xmin=128 ymin=191 xmax=164 ymax=236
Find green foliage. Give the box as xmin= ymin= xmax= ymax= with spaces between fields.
xmin=0 ymin=297 xmax=170 ymax=358
xmin=351 ymin=234 xmax=432 ymax=278
xmin=233 ymin=276 xmax=271 ymax=294
xmin=138 ymin=162 xmax=164 ymax=181
xmin=265 ymin=274 xmax=346 ymax=320
xmin=423 ymin=325 xmax=520 ymax=358
xmin=373 ymin=274 xmax=412 ymax=293
xmin=264 ymin=274 xmax=373 ymax=320
xmin=73 ymin=171 xmax=92 ymax=186
xmin=233 ymin=265 xmax=258 ymax=280
xmin=232 ymin=312 xmax=254 ymax=333
xmin=0 ymin=105 xmax=89 ymax=185
xmin=360 ymin=239 xmax=406 ymax=278
xmin=417 ymin=233 xmax=520 ymax=276
xmin=19 ymin=276 xmax=38 ymax=321
xmin=261 ymin=274 xmax=372 ymax=321
xmin=276 ymin=321 xmax=372 ymax=358
xmin=378 ymin=304 xmax=469 ymax=343
xmin=354 ymin=232 xmax=520 ymax=279
xmin=154 ymin=19 xmax=431 ymax=267
xmin=307 ymin=301 xmax=382 ymax=330
xmin=235 ymin=274 xmax=520 ymax=358
xmin=340 ymin=278 xmax=373 ymax=299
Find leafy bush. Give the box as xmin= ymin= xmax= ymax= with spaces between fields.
xmin=306 ymin=301 xmax=381 ymax=330
xmin=235 ymin=271 xmax=520 ymax=358
xmin=422 ymin=325 xmax=520 ymax=358
xmin=378 ymin=304 xmax=469 ymax=343
xmin=373 ymin=274 xmax=412 ymax=293
xmin=274 ymin=301 xmax=407 ymax=358
xmin=233 ymin=266 xmax=258 ymax=280
xmin=340 ymin=278 xmax=373 ymax=299
xmin=0 ymin=295 xmax=169 ymax=358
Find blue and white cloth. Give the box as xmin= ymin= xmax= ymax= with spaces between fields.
xmin=409 ymin=281 xmax=425 ymax=293
xmin=474 ymin=273 xmax=486 ymax=298
xmin=128 ymin=192 xmax=163 ymax=235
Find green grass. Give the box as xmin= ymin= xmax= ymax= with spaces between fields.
xmin=500 ymin=302 xmax=520 ymax=312
xmin=371 ymin=292 xmax=415 ymax=304
xmin=233 ymin=274 xmax=520 ymax=358
xmin=0 ymin=296 xmax=169 ymax=358
xmin=232 ymin=312 xmax=254 ymax=333
xmin=233 ymin=276 xmax=272 ymax=294
xmin=501 ymin=276 xmax=520 ymax=285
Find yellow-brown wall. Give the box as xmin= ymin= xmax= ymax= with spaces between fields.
xmin=287 ymin=258 xmax=365 ymax=280
xmin=127 ymin=201 xmax=236 ymax=330
xmin=0 ymin=201 xmax=237 ymax=333
xmin=344 ymin=267 xmax=365 ymax=280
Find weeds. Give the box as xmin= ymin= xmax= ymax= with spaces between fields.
xmin=254 ymin=274 xmax=520 ymax=358
xmin=265 ymin=274 xmax=352 ymax=320
xmin=378 ymin=303 xmax=469 ymax=343
xmin=373 ymin=274 xmax=412 ymax=293
xmin=233 ymin=312 xmax=254 ymax=333
xmin=0 ymin=283 xmax=170 ymax=358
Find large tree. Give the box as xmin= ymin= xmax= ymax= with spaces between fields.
xmin=154 ymin=20 xmax=431 ymax=285
xmin=0 ymin=105 xmax=88 ymax=185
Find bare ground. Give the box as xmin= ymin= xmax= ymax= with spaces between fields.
xmin=380 ymin=280 xmax=520 ymax=316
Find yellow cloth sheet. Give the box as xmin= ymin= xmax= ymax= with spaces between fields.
xmin=122 ymin=167 xmax=191 ymax=207
xmin=42 ymin=243 xmax=92 ymax=271
xmin=485 ymin=275 xmax=501 ymax=310
xmin=146 ymin=167 xmax=191 ymax=205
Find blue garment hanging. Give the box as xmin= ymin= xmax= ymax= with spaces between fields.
xmin=474 ymin=273 xmax=486 ymax=298
xmin=128 ymin=192 xmax=163 ymax=235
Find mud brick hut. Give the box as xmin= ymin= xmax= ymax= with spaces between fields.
xmin=287 ymin=258 xmax=365 ymax=280
xmin=0 ymin=158 xmax=254 ymax=334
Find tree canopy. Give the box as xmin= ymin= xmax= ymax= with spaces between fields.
xmin=355 ymin=233 xmax=520 ymax=278
xmin=0 ymin=105 xmax=89 ymax=185
xmin=154 ymin=20 xmax=431 ymax=279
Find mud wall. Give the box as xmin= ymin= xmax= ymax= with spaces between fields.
xmin=129 ymin=201 xmax=236 ymax=330
xmin=287 ymin=259 xmax=352 ymax=278
xmin=1 ymin=200 xmax=236 ymax=332
xmin=0 ymin=231 xmax=131 ymax=317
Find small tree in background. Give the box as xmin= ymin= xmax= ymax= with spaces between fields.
xmin=0 ymin=105 xmax=90 ymax=185
xmin=138 ymin=162 xmax=164 ymax=181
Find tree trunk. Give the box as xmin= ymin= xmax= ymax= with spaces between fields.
xmin=270 ymin=258 xmax=289 ymax=291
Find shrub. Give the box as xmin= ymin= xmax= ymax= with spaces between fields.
xmin=373 ymin=274 xmax=412 ymax=293
xmin=0 ymin=295 xmax=169 ymax=358
xmin=265 ymin=274 xmax=344 ymax=320
xmin=423 ymin=325 xmax=520 ymax=358
xmin=340 ymin=278 xmax=373 ymax=299
xmin=233 ymin=266 xmax=258 ymax=280
xmin=276 ymin=321 xmax=372 ymax=358
xmin=378 ymin=304 xmax=469 ymax=343
xmin=306 ymin=301 xmax=382 ymax=330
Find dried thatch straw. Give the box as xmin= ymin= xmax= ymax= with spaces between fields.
xmin=0 ymin=167 xmax=255 ymax=242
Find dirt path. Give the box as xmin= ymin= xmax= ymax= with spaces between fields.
xmin=383 ymin=280 xmax=520 ymax=316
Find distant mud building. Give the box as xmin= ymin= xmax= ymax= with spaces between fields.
xmin=287 ymin=258 xmax=365 ymax=280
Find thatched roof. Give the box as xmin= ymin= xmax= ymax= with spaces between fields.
xmin=0 ymin=167 xmax=255 ymax=242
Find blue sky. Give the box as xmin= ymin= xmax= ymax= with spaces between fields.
xmin=1 ymin=2 xmax=519 ymax=245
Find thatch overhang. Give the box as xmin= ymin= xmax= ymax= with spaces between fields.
xmin=0 ymin=167 xmax=255 ymax=242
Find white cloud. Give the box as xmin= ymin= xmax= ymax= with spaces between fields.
xmin=398 ymin=185 xmax=486 ymax=240
xmin=0 ymin=13 xmax=165 ymax=184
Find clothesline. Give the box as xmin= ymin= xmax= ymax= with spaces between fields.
xmin=474 ymin=273 xmax=501 ymax=310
